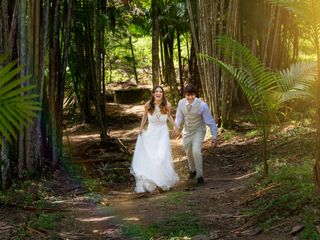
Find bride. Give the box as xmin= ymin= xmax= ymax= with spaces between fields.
xmin=130 ymin=85 xmax=179 ymax=193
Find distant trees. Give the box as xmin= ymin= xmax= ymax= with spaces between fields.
xmin=186 ymin=0 xmax=301 ymax=127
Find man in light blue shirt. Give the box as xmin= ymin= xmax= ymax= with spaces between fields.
xmin=174 ymin=84 xmax=217 ymax=184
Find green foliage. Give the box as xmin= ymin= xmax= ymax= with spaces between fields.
xmin=0 ymin=180 xmax=64 ymax=239
xmin=202 ymin=35 xmax=320 ymax=175
xmin=201 ymin=36 xmax=279 ymax=126
xmin=239 ymin=119 xmax=318 ymax=236
xmin=299 ymin=211 xmax=320 ymax=240
xmin=201 ymin=36 xmax=281 ymax=175
xmin=29 ymin=213 xmax=64 ymax=231
xmin=0 ymin=180 xmax=56 ymax=208
xmin=14 ymin=227 xmax=32 ymax=240
xmin=161 ymin=191 xmax=191 ymax=206
xmin=82 ymin=178 xmax=101 ymax=192
xmin=245 ymin=129 xmax=260 ymax=139
xmin=10 ymin=212 xmax=63 ymax=239
xmin=122 ymin=212 xmax=206 ymax=239
xmin=98 ymin=161 xmax=131 ymax=184
xmin=0 ymin=57 xmax=41 ymax=145
xmin=122 ymin=224 xmax=160 ymax=240
xmin=248 ymin=152 xmax=320 ymax=237
xmin=221 ymin=129 xmax=237 ymax=141
xmin=60 ymin=151 xmax=84 ymax=181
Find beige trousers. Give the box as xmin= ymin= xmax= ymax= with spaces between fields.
xmin=182 ymin=129 xmax=206 ymax=178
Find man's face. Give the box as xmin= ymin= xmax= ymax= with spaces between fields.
xmin=185 ymin=93 xmax=196 ymax=103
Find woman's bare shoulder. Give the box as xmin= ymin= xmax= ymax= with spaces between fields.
xmin=144 ymin=101 xmax=151 ymax=110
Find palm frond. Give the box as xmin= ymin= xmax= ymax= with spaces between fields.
xmin=276 ymin=61 xmax=317 ymax=103
xmin=0 ymin=57 xmax=41 ymax=145
xmin=200 ymin=36 xmax=278 ymax=125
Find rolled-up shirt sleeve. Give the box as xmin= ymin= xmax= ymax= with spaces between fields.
xmin=174 ymin=100 xmax=184 ymax=128
xmin=201 ymin=102 xmax=217 ymax=139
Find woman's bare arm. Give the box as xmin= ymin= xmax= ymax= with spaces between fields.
xmin=138 ymin=102 xmax=149 ymax=134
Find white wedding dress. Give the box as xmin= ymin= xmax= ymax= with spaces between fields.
xmin=131 ymin=105 xmax=179 ymax=193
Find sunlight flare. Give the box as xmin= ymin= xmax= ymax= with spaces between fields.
xmin=76 ymin=216 xmax=115 ymax=222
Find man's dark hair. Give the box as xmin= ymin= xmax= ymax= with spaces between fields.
xmin=184 ymin=84 xmax=197 ymax=95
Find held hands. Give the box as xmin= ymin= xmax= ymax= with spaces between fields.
xmin=173 ymin=126 xmax=180 ymax=139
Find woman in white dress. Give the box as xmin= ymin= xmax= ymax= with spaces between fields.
xmin=130 ymin=85 xmax=179 ymax=193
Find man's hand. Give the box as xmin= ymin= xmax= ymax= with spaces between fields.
xmin=173 ymin=127 xmax=180 ymax=138
xmin=211 ymin=139 xmax=217 ymax=147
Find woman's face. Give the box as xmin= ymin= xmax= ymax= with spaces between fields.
xmin=153 ymin=87 xmax=163 ymax=101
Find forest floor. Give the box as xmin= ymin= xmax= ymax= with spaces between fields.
xmin=0 ymin=101 xmax=318 ymax=239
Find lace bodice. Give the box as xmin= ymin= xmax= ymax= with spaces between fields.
xmin=148 ymin=105 xmax=168 ymax=126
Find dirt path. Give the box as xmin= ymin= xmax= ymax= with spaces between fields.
xmin=60 ymin=103 xmax=289 ymax=239
xmin=104 ymin=139 xmax=259 ymax=239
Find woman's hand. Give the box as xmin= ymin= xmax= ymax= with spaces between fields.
xmin=138 ymin=128 xmax=143 ymax=135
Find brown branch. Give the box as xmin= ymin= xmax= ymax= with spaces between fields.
xmin=0 ymin=226 xmax=14 ymax=231
xmin=240 ymin=183 xmax=281 ymax=206
xmin=25 ymin=226 xmax=48 ymax=237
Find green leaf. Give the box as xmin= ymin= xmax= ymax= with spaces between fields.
xmin=0 ymin=110 xmax=17 ymax=141
xmin=0 ymin=57 xmax=40 ymax=145
xmin=276 ymin=61 xmax=317 ymax=103
xmin=0 ymin=75 xmax=32 ymax=96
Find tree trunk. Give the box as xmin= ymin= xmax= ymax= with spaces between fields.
xmin=269 ymin=7 xmax=281 ymax=69
xmin=188 ymin=41 xmax=200 ymax=90
xmin=27 ymin=0 xmax=41 ymax=171
xmin=163 ymin=30 xmax=178 ymax=104
xmin=56 ymin=0 xmax=73 ymax=163
xmin=151 ymin=0 xmax=160 ymax=87
xmin=8 ymin=0 xmax=18 ymax=59
xmin=1 ymin=0 xmax=9 ymax=55
xmin=187 ymin=0 xmax=240 ymax=124
xmin=90 ymin=0 xmax=108 ymax=144
xmin=197 ymin=0 xmax=215 ymax=112
xmin=177 ymin=29 xmax=184 ymax=97
xmin=313 ymin=33 xmax=320 ymax=192
xmin=49 ymin=0 xmax=61 ymax=168
xmin=35 ymin=0 xmax=50 ymax=169
xmin=18 ymin=0 xmax=27 ymax=178
xmin=160 ymin=35 xmax=165 ymax=85
xmin=129 ymin=36 xmax=138 ymax=84
xmin=1 ymin=138 xmax=9 ymax=189
xmin=0 ymin=0 xmax=10 ymax=187
xmin=220 ymin=0 xmax=239 ymax=127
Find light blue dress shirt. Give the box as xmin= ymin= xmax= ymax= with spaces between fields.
xmin=175 ymin=98 xmax=217 ymax=139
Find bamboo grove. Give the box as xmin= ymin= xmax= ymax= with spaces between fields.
xmin=0 ymin=0 xmax=320 ymax=191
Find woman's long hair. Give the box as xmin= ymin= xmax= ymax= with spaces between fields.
xmin=148 ymin=85 xmax=167 ymax=114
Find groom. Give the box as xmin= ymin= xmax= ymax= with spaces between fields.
xmin=174 ymin=84 xmax=217 ymax=184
